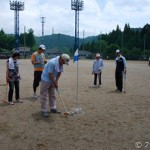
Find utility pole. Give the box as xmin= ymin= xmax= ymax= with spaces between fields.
xmin=82 ymin=29 xmax=85 ymax=51
xmin=52 ymin=27 xmax=54 ymax=49
xmin=41 ymin=17 xmax=45 ymax=44
xmin=121 ymin=31 xmax=124 ymax=54
xmin=9 ymin=1 xmax=25 ymax=51
xmin=23 ymin=27 xmax=26 ymax=55
xmin=100 ymin=31 xmax=102 ymax=54
xmin=24 ymin=26 xmax=26 ymax=55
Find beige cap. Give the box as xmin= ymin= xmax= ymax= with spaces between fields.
xmin=61 ymin=54 xmax=70 ymax=65
xmin=96 ymin=53 xmax=100 ymax=57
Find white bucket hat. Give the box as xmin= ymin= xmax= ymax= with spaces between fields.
xmin=61 ymin=54 xmax=70 ymax=65
xmin=96 ymin=53 xmax=100 ymax=57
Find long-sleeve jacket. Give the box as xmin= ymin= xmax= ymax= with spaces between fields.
xmin=92 ymin=59 xmax=104 ymax=74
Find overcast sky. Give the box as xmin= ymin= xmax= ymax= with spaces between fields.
xmin=1 ymin=0 xmax=150 ymax=37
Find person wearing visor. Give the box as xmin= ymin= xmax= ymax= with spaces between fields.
xmin=115 ymin=49 xmax=127 ymax=92
xmin=6 ymin=50 xmax=23 ymax=105
xmin=40 ymin=54 xmax=70 ymax=117
xmin=31 ymin=44 xmax=47 ymax=99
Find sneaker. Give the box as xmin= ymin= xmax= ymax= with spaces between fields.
xmin=16 ymin=99 xmax=23 ymax=103
xmin=41 ymin=111 xmax=49 ymax=118
xmin=98 ymin=84 xmax=102 ymax=87
xmin=50 ymin=109 xmax=61 ymax=114
xmin=33 ymin=93 xmax=37 ymax=99
xmin=9 ymin=101 xmax=14 ymax=105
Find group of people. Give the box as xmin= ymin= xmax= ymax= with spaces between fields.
xmin=92 ymin=49 xmax=126 ymax=93
xmin=6 ymin=44 xmax=70 ymax=118
xmin=6 ymin=44 xmax=126 ymax=117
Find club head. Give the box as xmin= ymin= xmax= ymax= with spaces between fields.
xmin=64 ymin=112 xmax=70 ymax=116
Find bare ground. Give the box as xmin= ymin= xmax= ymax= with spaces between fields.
xmin=0 ymin=59 xmax=150 ymax=150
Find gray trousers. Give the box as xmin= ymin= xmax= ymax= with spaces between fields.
xmin=40 ymin=80 xmax=56 ymax=112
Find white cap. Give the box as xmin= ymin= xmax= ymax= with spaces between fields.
xmin=61 ymin=54 xmax=70 ymax=65
xmin=96 ymin=53 xmax=100 ymax=57
xmin=39 ymin=44 xmax=46 ymax=50
xmin=116 ymin=49 xmax=120 ymax=53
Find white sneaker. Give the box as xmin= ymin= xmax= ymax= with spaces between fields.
xmin=16 ymin=99 xmax=23 ymax=103
xmin=9 ymin=101 xmax=14 ymax=105
xmin=33 ymin=93 xmax=37 ymax=99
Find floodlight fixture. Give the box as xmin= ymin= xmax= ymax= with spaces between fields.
xmin=71 ymin=0 xmax=84 ymax=51
xmin=9 ymin=1 xmax=25 ymax=51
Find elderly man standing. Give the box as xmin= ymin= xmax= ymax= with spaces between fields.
xmin=92 ymin=53 xmax=104 ymax=87
xmin=115 ymin=49 xmax=127 ymax=92
xmin=31 ymin=45 xmax=47 ymax=98
xmin=40 ymin=54 xmax=70 ymax=117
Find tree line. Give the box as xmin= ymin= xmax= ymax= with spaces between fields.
xmin=0 ymin=28 xmax=36 ymax=54
xmin=80 ymin=23 xmax=150 ymax=60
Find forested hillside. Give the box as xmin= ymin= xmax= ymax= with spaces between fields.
xmin=0 ymin=23 xmax=150 ymax=60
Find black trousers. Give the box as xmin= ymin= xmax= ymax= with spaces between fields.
xmin=33 ymin=71 xmax=42 ymax=92
xmin=8 ymin=81 xmax=19 ymax=102
xmin=115 ymin=71 xmax=123 ymax=92
xmin=94 ymin=73 xmax=102 ymax=85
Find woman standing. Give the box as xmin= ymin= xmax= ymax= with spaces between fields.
xmin=6 ymin=51 xmax=23 ymax=105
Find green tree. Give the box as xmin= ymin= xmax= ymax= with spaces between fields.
xmin=26 ymin=28 xmax=36 ymax=48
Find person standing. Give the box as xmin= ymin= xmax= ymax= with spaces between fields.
xmin=31 ymin=45 xmax=47 ymax=98
xmin=92 ymin=53 xmax=104 ymax=87
xmin=6 ymin=51 xmax=23 ymax=105
xmin=40 ymin=54 xmax=70 ymax=117
xmin=115 ymin=49 xmax=127 ymax=92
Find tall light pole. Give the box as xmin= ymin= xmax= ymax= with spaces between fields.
xmin=71 ymin=0 xmax=84 ymax=51
xmin=9 ymin=1 xmax=25 ymax=51
xmin=41 ymin=17 xmax=45 ymax=44
xmin=121 ymin=31 xmax=124 ymax=54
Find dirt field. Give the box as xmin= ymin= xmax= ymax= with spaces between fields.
xmin=0 ymin=59 xmax=150 ymax=150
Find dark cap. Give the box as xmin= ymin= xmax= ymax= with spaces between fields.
xmin=11 ymin=50 xmax=20 ymax=57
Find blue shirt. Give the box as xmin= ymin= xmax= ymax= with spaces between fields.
xmin=41 ymin=56 xmax=64 ymax=83
xmin=93 ymin=59 xmax=104 ymax=74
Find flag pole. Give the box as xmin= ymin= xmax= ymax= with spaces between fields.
xmin=72 ymin=49 xmax=83 ymax=115
xmin=76 ymin=56 xmax=79 ymax=108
